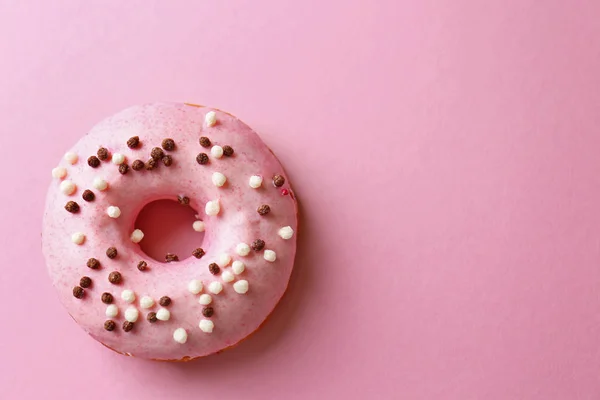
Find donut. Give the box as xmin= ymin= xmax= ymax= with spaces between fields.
xmin=42 ymin=103 xmax=298 ymax=360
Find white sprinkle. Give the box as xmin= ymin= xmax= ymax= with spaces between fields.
xmin=130 ymin=229 xmax=144 ymax=243
xmin=111 ymin=153 xmax=125 ymax=165
xmin=235 ymin=243 xmax=250 ymax=256
xmin=60 ymin=180 xmax=76 ymax=195
xmin=233 ymin=280 xmax=249 ymax=294
xmin=140 ymin=296 xmax=154 ymax=309
xmin=105 ymin=305 xmax=119 ymax=318
xmin=121 ymin=289 xmax=136 ymax=303
xmin=52 ymin=167 xmax=67 ymax=179
xmin=278 ymin=226 xmax=294 ymax=240
xmin=199 ymin=319 xmax=215 ymax=333
xmin=93 ymin=177 xmax=108 ymax=191
xmin=249 ymin=175 xmax=263 ymax=189
xmin=205 ymin=111 xmax=217 ymax=127
xmin=221 ymin=270 xmax=235 ymax=283
xmin=232 ymin=261 xmax=245 ymax=275
xmin=205 ymin=199 xmax=220 ymax=216
xmin=198 ymin=294 xmax=212 ymax=305
xmin=264 ymin=250 xmax=277 ymax=262
xmin=208 ymin=281 xmax=223 ymax=294
xmin=156 ymin=308 xmax=171 ymax=321
xmin=124 ymin=307 xmax=139 ymax=322
xmin=211 ymin=145 xmax=223 ymax=159
xmin=71 ymin=232 xmax=85 ymax=245
xmin=188 ymin=279 xmax=203 ymax=294
xmin=217 ymin=253 xmax=231 ymax=267
xmin=107 ymin=206 xmax=121 ymax=218
xmin=64 ymin=152 xmax=78 ymax=164
xmin=192 ymin=220 xmax=205 ymax=232
xmin=212 ymin=172 xmax=227 ymax=187
xmin=173 ymin=328 xmax=188 ymax=343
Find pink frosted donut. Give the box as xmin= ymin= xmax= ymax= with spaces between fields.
xmin=42 ymin=103 xmax=297 ymax=360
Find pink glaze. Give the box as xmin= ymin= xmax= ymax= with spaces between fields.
xmin=42 ymin=103 xmax=297 ymax=360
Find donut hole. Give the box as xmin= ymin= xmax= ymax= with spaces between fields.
xmin=134 ymin=199 xmax=204 ymax=263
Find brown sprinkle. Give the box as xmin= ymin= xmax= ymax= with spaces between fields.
xmin=145 ymin=158 xmax=158 ymax=170
xmin=87 ymin=258 xmax=100 ymax=269
xmin=162 ymin=155 xmax=173 ymax=166
xmin=208 ymin=263 xmax=220 ymax=275
xmin=202 ymin=306 xmax=214 ymax=317
xmin=122 ymin=321 xmax=134 ymax=332
xmin=79 ymin=276 xmax=92 ymax=288
xmin=165 ymin=253 xmax=179 ymax=263
xmin=132 ymin=159 xmax=145 ymax=171
xmin=97 ymin=147 xmax=109 ymax=161
xmin=273 ymin=175 xmax=285 ymax=187
xmin=137 ymin=261 xmax=148 ymax=271
xmin=65 ymin=201 xmax=80 ymax=213
xmin=118 ymin=163 xmax=129 ymax=175
xmin=87 ymin=156 xmax=101 ymax=168
xmin=162 ymin=138 xmax=175 ymax=151
xmin=106 ymin=247 xmax=118 ymax=259
xmin=159 ymin=296 xmax=171 ymax=307
xmin=72 ymin=286 xmax=84 ymax=299
xmin=82 ymin=190 xmax=95 ymax=202
xmin=151 ymin=147 xmax=164 ymax=160
xmin=127 ymin=136 xmax=140 ymax=149
xmin=147 ymin=312 xmax=158 ymax=323
xmin=108 ymin=271 xmax=122 ymax=284
xmin=101 ymin=292 xmax=113 ymax=304
xmin=196 ymin=153 xmax=209 ymax=165
xmin=104 ymin=320 xmax=116 ymax=331
xmin=251 ymin=239 xmax=265 ymax=251
xmin=192 ymin=248 xmax=205 ymax=259
xmin=199 ymin=136 xmax=211 ymax=148
xmin=178 ymin=195 xmax=190 ymax=205
xmin=257 ymin=204 xmax=271 ymax=215
xmin=222 ymin=145 xmax=234 ymax=157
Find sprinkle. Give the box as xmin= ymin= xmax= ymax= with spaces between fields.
xmin=79 ymin=276 xmax=92 ymax=288
xmin=93 ymin=177 xmax=108 ymax=191
xmin=202 ymin=306 xmax=214 ymax=317
xmin=199 ymin=319 xmax=214 ymax=333
xmin=278 ymin=226 xmax=294 ymax=239
xmin=199 ymin=136 xmax=211 ymax=148
xmin=107 ymin=206 xmax=121 ymax=218
xmin=251 ymin=239 xmax=265 ymax=251
xmin=221 ymin=270 xmax=234 ymax=283
xmin=108 ymin=271 xmax=122 ymax=284
xmin=145 ymin=158 xmax=158 ymax=170
xmin=208 ymin=281 xmax=223 ymax=294
xmin=105 ymin=305 xmax=118 ymax=317
xmin=205 ymin=111 xmax=217 ymax=127
xmin=264 ymin=250 xmax=277 ymax=262
xmin=165 ymin=253 xmax=179 ymax=262
xmin=122 ymin=321 xmax=134 ymax=332
xmin=192 ymin=221 xmax=205 ymax=232
xmin=188 ymin=279 xmax=203 ymax=294
xmin=249 ymin=175 xmax=263 ymax=188
xmin=205 ymin=199 xmax=220 ymax=216
xmin=162 ymin=155 xmax=173 ymax=166
xmin=196 ymin=153 xmax=209 ymax=165
xmin=235 ymin=243 xmax=250 ymax=256
xmin=64 ymin=152 xmax=78 ymax=164
xmin=118 ymin=163 xmax=129 ymax=175
xmin=232 ymin=261 xmax=245 ymax=275
xmin=222 ymin=145 xmax=234 ymax=157
xmin=52 ymin=167 xmax=67 ymax=179
xmin=178 ymin=195 xmax=190 ymax=205
xmin=210 ymin=145 xmax=223 ymax=159
xmin=71 ymin=232 xmax=85 ymax=245
xmin=212 ymin=172 xmax=227 ymax=187
xmin=156 ymin=308 xmax=171 ymax=321
xmin=150 ymin=147 xmax=164 ymax=160
xmin=121 ymin=289 xmax=135 ymax=303
xmin=281 ymin=189 xmax=289 ymax=196
xmin=87 ymin=258 xmax=100 ymax=269
xmin=147 ymin=312 xmax=158 ymax=323
xmin=60 ymin=180 xmax=77 ymax=195
xmin=257 ymin=204 xmax=271 ymax=215
xmin=140 ymin=296 xmax=154 ymax=309
xmin=87 ymin=156 xmax=100 ymax=168
xmin=127 ymin=136 xmax=140 ymax=149
xmin=198 ymin=294 xmax=212 ymax=305
xmin=158 ymin=296 xmax=171 ymax=307
xmin=65 ymin=201 xmax=80 ymax=213
xmin=132 ymin=160 xmax=144 ymax=170
xmin=233 ymin=280 xmax=249 ymax=294
xmin=72 ymin=286 xmax=84 ymax=299
xmin=192 ymin=248 xmax=205 ymax=259
xmin=130 ymin=229 xmax=144 ymax=243
xmin=273 ymin=175 xmax=285 ymax=187
xmin=162 ymin=138 xmax=175 ymax=151
xmin=82 ymin=190 xmax=95 ymax=202
xmin=173 ymin=328 xmax=188 ymax=343
xmin=208 ymin=263 xmax=220 ymax=275
xmin=137 ymin=260 xmax=147 ymax=271
xmin=97 ymin=148 xmax=109 ymax=161
xmin=104 ymin=320 xmax=116 ymax=331
xmin=217 ymin=253 xmax=231 ymax=267
xmin=125 ymin=307 xmax=139 ymax=322
xmin=106 ymin=247 xmax=117 ymax=259
xmin=101 ymin=292 xmax=113 ymax=304
xmin=112 ymin=153 xmax=126 ymax=165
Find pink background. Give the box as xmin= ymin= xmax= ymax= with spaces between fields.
xmin=1 ymin=1 xmax=600 ymax=399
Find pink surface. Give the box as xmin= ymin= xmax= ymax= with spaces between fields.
xmin=1 ymin=0 xmax=600 ymax=398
